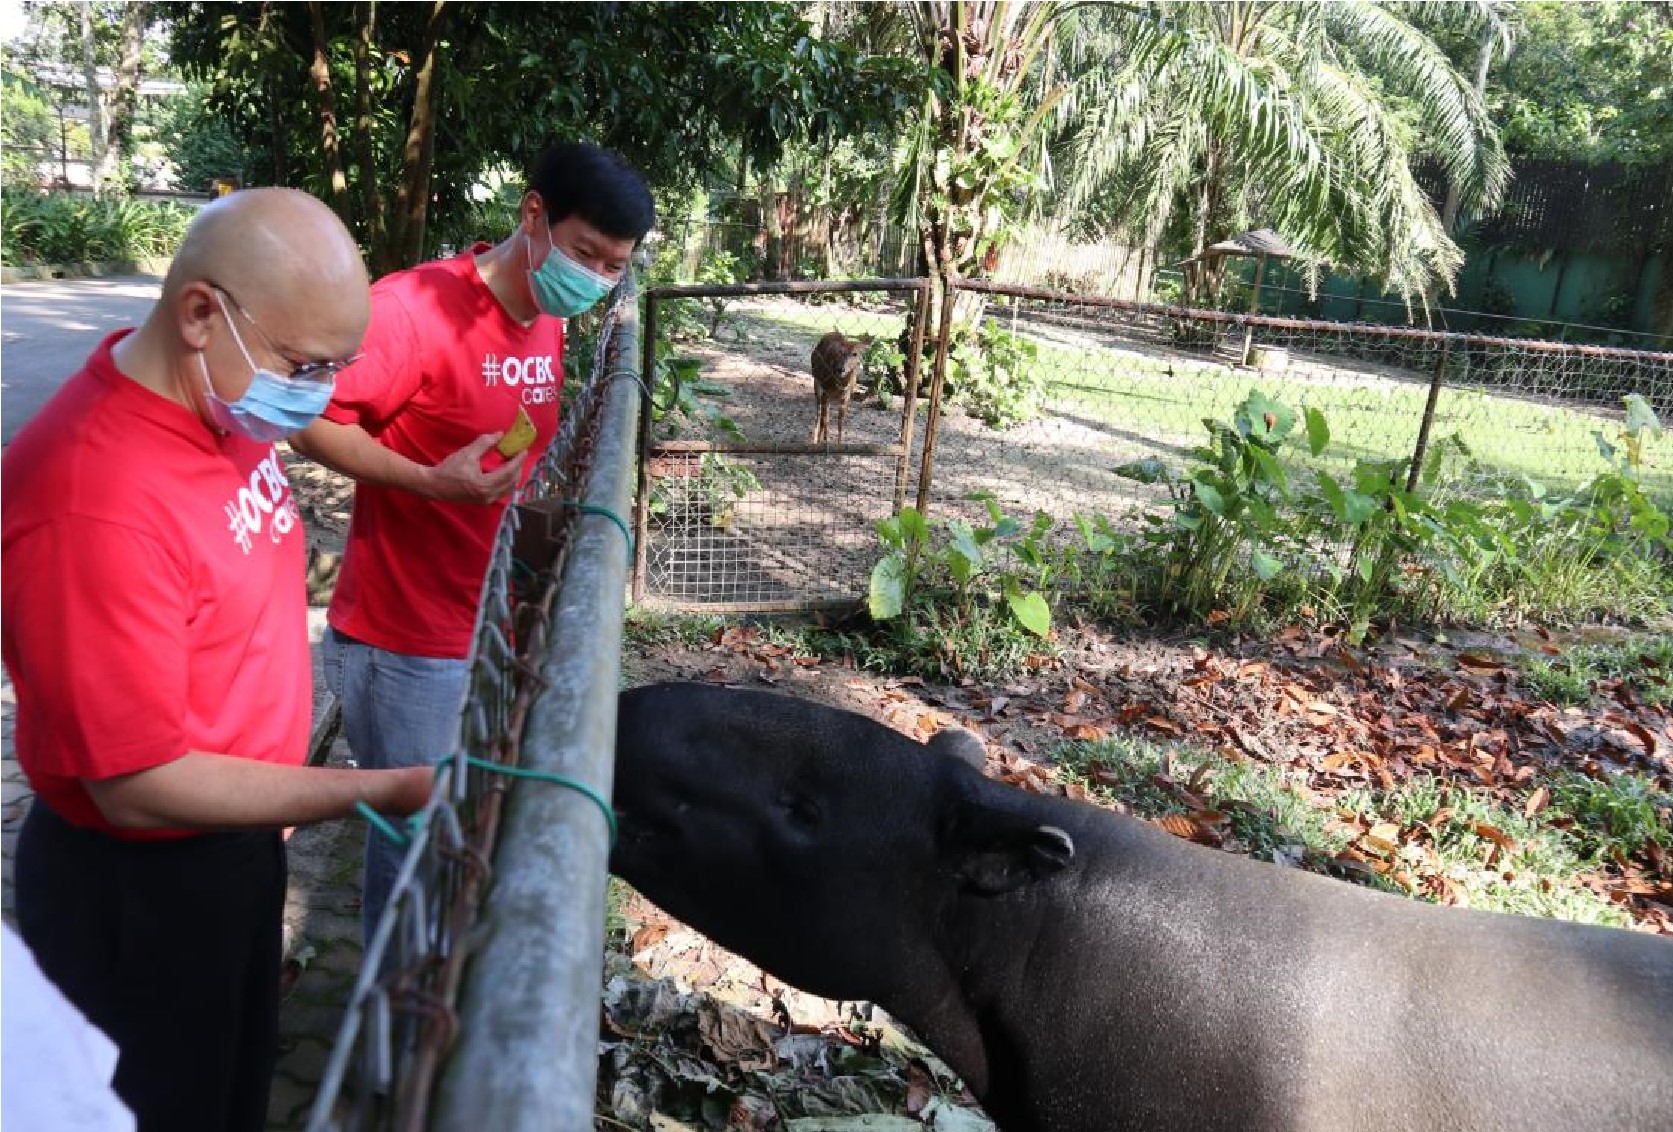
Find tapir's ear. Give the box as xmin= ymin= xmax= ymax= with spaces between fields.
xmin=927 ymin=727 xmax=986 ymax=771
xmin=945 ymin=802 xmax=1075 ymax=895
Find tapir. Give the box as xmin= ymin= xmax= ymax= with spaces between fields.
xmin=610 ymin=682 xmax=1673 ymax=1132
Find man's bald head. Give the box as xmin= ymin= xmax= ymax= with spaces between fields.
xmin=165 ymin=188 xmax=370 ymax=363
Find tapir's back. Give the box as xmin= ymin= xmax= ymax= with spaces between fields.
xmin=1020 ymin=802 xmax=1673 ymax=1132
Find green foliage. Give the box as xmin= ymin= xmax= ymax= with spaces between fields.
xmin=943 ymin=322 xmax=1046 ymax=429
xmin=1488 ymin=2 xmax=1673 ymax=166
xmin=1087 ymin=392 xmax=1671 ymax=637
xmin=158 ymin=1 xmax=922 ymax=271
xmin=1055 ymin=736 xmax=1359 ymax=869
xmin=1110 ymin=389 xmax=1303 ymax=621
xmin=864 ymin=497 xmax=1056 ymax=679
xmin=1520 ymin=635 xmax=1673 ymax=709
xmin=1 ymin=63 xmax=56 ymax=189
xmin=0 ymin=189 xmax=194 ymax=266
xmin=1046 ymin=2 xmax=1506 ymax=305
xmin=1550 ymin=769 xmax=1673 ymax=862
xmin=1336 ymin=775 xmax=1633 ymax=926
xmin=151 ymin=84 xmax=257 ymax=193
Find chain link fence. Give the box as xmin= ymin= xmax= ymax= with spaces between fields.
xmin=925 ymin=281 xmax=1673 ymax=532
xmin=626 ymin=277 xmax=1671 ymax=609
xmin=306 ymin=278 xmax=642 ymax=1131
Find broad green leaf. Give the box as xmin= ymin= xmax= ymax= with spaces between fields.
xmin=1248 ymin=447 xmax=1290 ymax=495
xmin=1304 ymin=406 xmax=1330 ymax=456
xmin=1193 ymin=479 xmax=1226 ymax=515
xmin=1318 ymin=471 xmax=1348 ymax=521
xmin=1251 ymin=549 xmax=1284 ymax=580
xmin=898 ymin=506 xmax=929 ymax=545
xmin=868 ymin=554 xmax=908 ymax=620
xmin=1005 ymin=585 xmax=1052 ymax=637
xmin=1623 ymin=394 xmax=1662 ymax=436
xmin=949 ymin=523 xmax=984 ymax=566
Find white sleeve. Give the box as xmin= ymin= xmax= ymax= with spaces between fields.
xmin=1 ymin=923 xmax=136 ymax=1132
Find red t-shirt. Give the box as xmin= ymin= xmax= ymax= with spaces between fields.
xmin=1 ymin=331 xmax=312 ymax=839
xmin=321 ymin=246 xmax=564 ymax=658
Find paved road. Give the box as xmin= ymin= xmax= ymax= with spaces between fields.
xmin=1 ymin=274 xmax=162 ymax=445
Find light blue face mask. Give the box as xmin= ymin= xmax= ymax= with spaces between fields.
xmin=199 ymin=291 xmax=335 ymax=442
xmin=526 ymin=224 xmax=617 ymax=318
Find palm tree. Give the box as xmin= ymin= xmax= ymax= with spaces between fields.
xmin=1044 ymin=1 xmax=1509 ymax=309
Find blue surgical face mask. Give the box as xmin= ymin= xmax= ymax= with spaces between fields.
xmin=199 ymin=292 xmax=334 ymax=442
xmin=526 ymin=223 xmax=617 ymax=318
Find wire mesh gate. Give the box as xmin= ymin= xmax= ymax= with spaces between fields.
xmin=633 ymin=279 xmax=931 ymax=612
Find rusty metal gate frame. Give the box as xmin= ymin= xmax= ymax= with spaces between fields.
xmin=631 ymin=278 xmax=933 ymax=612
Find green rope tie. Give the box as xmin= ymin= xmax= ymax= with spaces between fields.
xmin=355 ymin=801 xmax=419 ymax=848
xmin=561 ymin=501 xmax=634 ymax=558
xmin=467 ymin=756 xmax=617 ymax=847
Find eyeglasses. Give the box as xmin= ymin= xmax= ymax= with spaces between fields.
xmin=208 ymin=282 xmax=363 ymax=384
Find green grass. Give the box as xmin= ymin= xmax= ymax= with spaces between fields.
xmin=1550 ymin=769 xmax=1673 ymax=861
xmin=1054 ymin=734 xmax=1634 ymax=926
xmin=1519 ymin=634 xmax=1673 ymax=707
xmin=740 ymin=303 xmax=1673 ymax=505
xmin=622 ymin=607 xmax=728 ymax=652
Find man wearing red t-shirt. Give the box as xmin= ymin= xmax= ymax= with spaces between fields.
xmin=1 ymin=189 xmax=434 ymax=1132
xmin=290 ymin=143 xmax=654 ymax=939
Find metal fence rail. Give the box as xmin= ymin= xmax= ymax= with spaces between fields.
xmin=306 ymin=276 xmax=642 ymax=1131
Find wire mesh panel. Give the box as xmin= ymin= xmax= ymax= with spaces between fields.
xmin=1434 ymin=340 xmax=1673 ymax=499
xmin=929 ymin=282 xmax=1673 ymax=540
xmin=636 ymin=280 xmax=930 ymax=611
xmin=645 ymin=451 xmax=898 ymax=609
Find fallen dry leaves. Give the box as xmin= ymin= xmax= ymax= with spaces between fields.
xmin=676 ymin=619 xmax=1673 ymax=935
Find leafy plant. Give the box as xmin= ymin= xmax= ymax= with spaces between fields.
xmin=1113 ymin=390 xmax=1313 ymax=620
xmin=865 ymin=497 xmax=1055 ymax=679
xmin=0 ymin=189 xmax=194 ymax=266
xmin=942 ymin=321 xmax=1046 ymax=429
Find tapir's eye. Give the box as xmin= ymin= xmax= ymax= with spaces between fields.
xmin=780 ymin=791 xmax=822 ymax=830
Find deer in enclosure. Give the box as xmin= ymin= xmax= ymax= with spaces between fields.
xmin=810 ymin=331 xmax=865 ymax=445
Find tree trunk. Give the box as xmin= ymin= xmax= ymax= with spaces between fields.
xmin=352 ymin=1 xmax=386 ymax=254
xmin=94 ymin=2 xmax=146 ymax=192
xmin=307 ymin=2 xmax=349 ymax=217
xmin=257 ymin=3 xmax=288 ymax=187
xmin=382 ymin=0 xmax=450 ymax=272
xmin=1186 ymin=143 xmax=1227 ymax=305
xmin=80 ymin=3 xmax=106 ymax=189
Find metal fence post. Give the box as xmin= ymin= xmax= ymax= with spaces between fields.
xmin=1407 ymin=342 xmax=1451 ymax=493
xmin=632 ymin=289 xmax=658 ymax=604
xmin=914 ymin=277 xmax=960 ymax=517
xmin=429 ymin=300 xmax=642 ymax=1132
xmin=893 ymin=280 xmax=933 ymax=512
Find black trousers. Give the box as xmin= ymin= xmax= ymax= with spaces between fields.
xmin=15 ymin=803 xmax=287 ymax=1132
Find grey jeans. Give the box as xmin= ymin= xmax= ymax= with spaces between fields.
xmin=321 ymin=626 xmax=471 ymax=945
